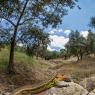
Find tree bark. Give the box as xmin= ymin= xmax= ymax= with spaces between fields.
xmin=80 ymin=52 xmax=83 ymax=60
xmin=77 ymin=55 xmax=80 ymax=61
xmin=7 ymin=27 xmax=17 ymax=74
xmin=7 ymin=0 xmax=29 ymax=74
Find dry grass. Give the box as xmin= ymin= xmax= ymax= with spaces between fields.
xmin=55 ymin=57 xmax=95 ymax=83
xmin=0 ymin=48 xmax=54 ymax=92
xmin=0 ymin=48 xmax=95 ymax=91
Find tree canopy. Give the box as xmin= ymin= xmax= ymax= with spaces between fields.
xmin=0 ymin=0 xmax=78 ymax=73
xmin=89 ymin=16 xmax=95 ymax=28
xmin=64 ymin=30 xmax=95 ymax=61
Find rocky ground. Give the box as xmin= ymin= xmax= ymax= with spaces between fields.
xmin=0 ymin=56 xmax=95 ymax=95
xmin=1 ymin=76 xmax=95 ymax=95
xmin=34 ymin=77 xmax=95 ymax=95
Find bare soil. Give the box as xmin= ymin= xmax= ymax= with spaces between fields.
xmin=0 ymin=56 xmax=95 ymax=92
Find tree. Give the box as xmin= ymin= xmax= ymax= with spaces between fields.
xmin=23 ymin=28 xmax=50 ymax=58
xmin=44 ymin=50 xmax=60 ymax=60
xmin=60 ymin=49 xmax=68 ymax=59
xmin=89 ymin=16 xmax=95 ymax=55
xmin=65 ymin=30 xmax=86 ymax=60
xmin=0 ymin=0 xmax=77 ymax=73
xmin=0 ymin=28 xmax=11 ymax=45
xmin=89 ymin=16 xmax=95 ymax=28
xmin=86 ymin=30 xmax=95 ymax=55
xmin=42 ymin=50 xmax=53 ymax=60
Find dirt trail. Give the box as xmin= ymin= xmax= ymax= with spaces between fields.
xmin=48 ymin=57 xmax=95 ymax=82
xmin=0 ymin=56 xmax=95 ymax=94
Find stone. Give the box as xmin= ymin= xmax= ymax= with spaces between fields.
xmin=45 ymin=81 xmax=88 ymax=95
xmin=88 ymin=92 xmax=95 ymax=95
xmin=80 ymin=76 xmax=95 ymax=91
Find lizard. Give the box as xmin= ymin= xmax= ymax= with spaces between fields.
xmin=10 ymin=73 xmax=69 ymax=95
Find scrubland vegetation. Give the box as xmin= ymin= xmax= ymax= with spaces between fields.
xmin=0 ymin=0 xmax=95 ymax=94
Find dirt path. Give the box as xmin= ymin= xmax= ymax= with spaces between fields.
xmin=48 ymin=57 xmax=95 ymax=82
xmin=0 ymin=56 xmax=95 ymax=94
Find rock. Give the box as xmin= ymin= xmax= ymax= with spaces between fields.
xmin=0 ymin=91 xmax=10 ymax=95
xmin=80 ymin=76 xmax=95 ymax=91
xmin=89 ymin=89 xmax=95 ymax=95
xmin=3 ymin=92 xmax=10 ymax=95
xmin=45 ymin=81 xmax=88 ymax=95
xmin=88 ymin=89 xmax=95 ymax=95
xmin=55 ymin=81 xmax=70 ymax=87
xmin=88 ymin=92 xmax=95 ymax=95
xmin=92 ymin=89 xmax=95 ymax=93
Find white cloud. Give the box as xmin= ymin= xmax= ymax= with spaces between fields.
xmin=17 ymin=43 xmax=23 ymax=47
xmin=80 ymin=31 xmax=89 ymax=38
xmin=47 ymin=46 xmax=56 ymax=51
xmin=64 ymin=30 xmax=71 ymax=36
xmin=49 ymin=29 xmax=72 ymax=36
xmin=49 ymin=29 xmax=57 ymax=34
xmin=49 ymin=35 xmax=69 ymax=49
xmin=58 ymin=29 xmax=63 ymax=32
xmin=48 ymin=29 xmax=89 ymax=51
xmin=49 ymin=29 xmax=63 ymax=34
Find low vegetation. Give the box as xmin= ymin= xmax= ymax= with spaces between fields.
xmin=0 ymin=0 xmax=95 ymax=94
xmin=0 ymin=48 xmax=95 ymax=87
xmin=57 ymin=57 xmax=95 ymax=83
xmin=0 ymin=48 xmax=35 ymax=70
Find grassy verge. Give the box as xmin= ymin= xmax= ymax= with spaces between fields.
xmin=0 ymin=48 xmax=36 ymax=71
xmin=58 ymin=57 xmax=95 ymax=82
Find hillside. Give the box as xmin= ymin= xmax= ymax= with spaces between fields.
xmin=0 ymin=48 xmax=95 ymax=94
xmin=0 ymin=48 xmax=54 ymax=91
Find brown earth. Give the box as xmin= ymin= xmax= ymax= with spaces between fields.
xmin=0 ymin=56 xmax=95 ymax=93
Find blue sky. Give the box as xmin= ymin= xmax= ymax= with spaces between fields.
xmin=1 ymin=0 xmax=95 ymax=51
xmin=59 ymin=0 xmax=95 ymax=31
xmin=48 ymin=0 xmax=95 ymax=51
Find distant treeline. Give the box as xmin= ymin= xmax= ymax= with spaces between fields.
xmin=1 ymin=30 xmax=95 ymax=61
xmin=26 ymin=30 xmax=95 ymax=61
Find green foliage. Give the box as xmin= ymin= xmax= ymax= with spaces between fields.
xmin=0 ymin=0 xmax=77 ymax=28
xmin=63 ymin=30 xmax=95 ymax=60
xmin=60 ymin=49 xmax=68 ymax=59
xmin=22 ymin=28 xmax=50 ymax=58
xmin=87 ymin=30 xmax=95 ymax=54
xmin=89 ymin=16 xmax=95 ymax=28
xmin=0 ymin=0 xmax=77 ymax=49
xmin=42 ymin=50 xmax=53 ymax=60
xmin=0 ymin=48 xmax=36 ymax=70
xmin=43 ymin=50 xmax=60 ymax=60
xmin=0 ymin=0 xmax=77 ymax=73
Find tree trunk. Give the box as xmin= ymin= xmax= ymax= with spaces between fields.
xmin=7 ymin=28 xmax=17 ymax=74
xmin=7 ymin=0 xmax=29 ymax=74
xmin=36 ymin=52 xmax=39 ymax=60
xmin=80 ymin=53 xmax=83 ymax=60
xmin=7 ymin=39 xmax=15 ymax=74
xmin=77 ymin=55 xmax=80 ymax=61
